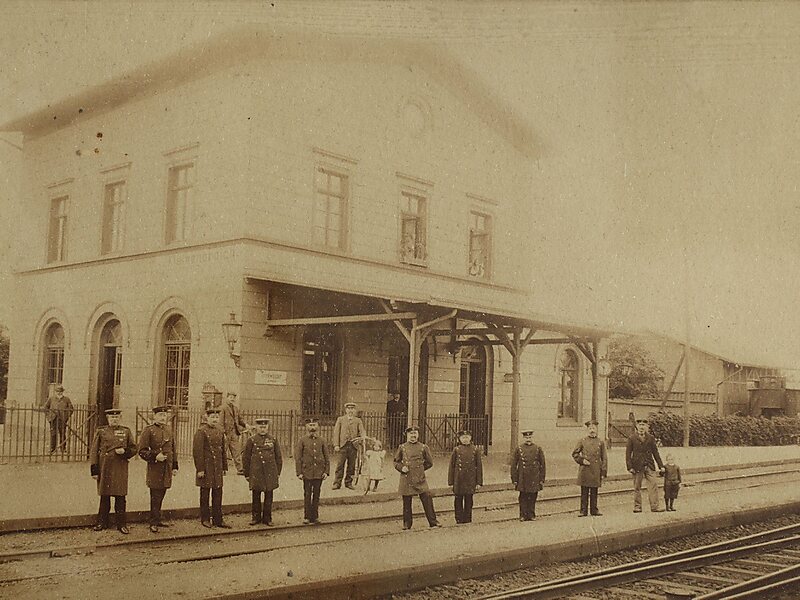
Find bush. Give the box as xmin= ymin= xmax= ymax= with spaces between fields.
xmin=646 ymin=411 xmax=800 ymax=447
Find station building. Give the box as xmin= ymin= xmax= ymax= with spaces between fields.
xmin=3 ymin=28 xmax=612 ymax=455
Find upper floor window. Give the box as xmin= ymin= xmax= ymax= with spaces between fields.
xmin=313 ymin=166 xmax=348 ymax=250
xmin=101 ymin=180 xmax=126 ymax=254
xmin=47 ymin=196 xmax=69 ymax=263
xmin=399 ymin=190 xmax=427 ymax=265
xmin=559 ymin=349 xmax=579 ymax=420
xmin=468 ymin=211 xmax=491 ymax=278
xmin=166 ymin=162 xmax=195 ymax=244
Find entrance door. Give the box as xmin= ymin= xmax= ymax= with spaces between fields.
xmin=459 ymin=345 xmax=487 ymax=445
xmin=301 ymin=329 xmax=339 ymax=416
xmin=96 ymin=319 xmax=122 ymax=424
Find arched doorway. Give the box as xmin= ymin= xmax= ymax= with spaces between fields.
xmin=459 ymin=343 xmax=488 ymax=446
xmin=40 ymin=323 xmax=65 ymax=406
xmin=96 ymin=319 xmax=122 ymax=421
xmin=301 ymin=328 xmax=340 ymax=417
xmin=162 ymin=314 xmax=191 ymax=409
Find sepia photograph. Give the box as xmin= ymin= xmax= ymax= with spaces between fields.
xmin=1 ymin=1 xmax=799 ymax=598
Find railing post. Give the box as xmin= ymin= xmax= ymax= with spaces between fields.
xmin=288 ymin=410 xmax=295 ymax=458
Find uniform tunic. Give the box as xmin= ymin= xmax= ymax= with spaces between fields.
xmin=511 ymin=443 xmax=546 ymax=493
xmin=193 ymin=424 xmax=227 ymax=488
xmin=90 ymin=425 xmax=137 ymax=496
xmin=138 ymin=422 xmax=178 ymax=489
xmin=294 ymin=435 xmax=330 ymax=479
xmin=572 ymin=436 xmax=608 ymax=488
xmin=448 ymin=443 xmax=483 ymax=495
xmin=394 ymin=441 xmax=433 ymax=495
xmin=242 ymin=433 xmax=282 ymax=491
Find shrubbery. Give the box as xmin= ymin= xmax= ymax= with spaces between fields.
xmin=647 ymin=412 xmax=800 ymax=447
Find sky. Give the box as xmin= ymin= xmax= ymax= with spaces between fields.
xmin=1 ymin=1 xmax=800 ymax=367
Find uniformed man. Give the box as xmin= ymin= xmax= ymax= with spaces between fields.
xmin=138 ymin=405 xmax=179 ymax=533
xmin=295 ymin=418 xmax=329 ymax=524
xmin=394 ymin=425 xmax=440 ymax=530
xmin=511 ymin=428 xmax=546 ymax=521
xmin=90 ymin=408 xmax=137 ymax=534
xmin=626 ymin=418 xmax=665 ymax=513
xmin=448 ymin=429 xmax=483 ymax=524
xmin=242 ymin=417 xmax=282 ymax=526
xmin=193 ymin=407 xmax=230 ymax=528
xmin=572 ymin=419 xmax=608 ymax=517
xmin=332 ymin=401 xmax=367 ymax=490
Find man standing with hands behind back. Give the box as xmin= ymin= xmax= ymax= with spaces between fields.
xmin=626 ymin=418 xmax=665 ymax=513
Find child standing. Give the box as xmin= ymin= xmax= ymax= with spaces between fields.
xmin=663 ymin=454 xmax=682 ymax=511
xmin=364 ymin=439 xmax=386 ymax=493
xmin=448 ymin=430 xmax=483 ymax=524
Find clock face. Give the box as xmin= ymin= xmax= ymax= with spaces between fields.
xmin=597 ymin=359 xmax=612 ymax=377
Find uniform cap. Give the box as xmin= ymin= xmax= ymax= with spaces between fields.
xmin=635 ymin=419 xmax=649 ymax=424
xmin=105 ymin=408 xmax=122 ymax=415
xmin=206 ymin=408 xmax=221 ymax=415
xmin=152 ymin=405 xmax=169 ymax=414
xmin=55 ymin=385 xmax=65 ymax=392
xmin=521 ymin=429 xmax=534 ymax=436
xmin=305 ymin=417 xmax=319 ymax=425
xmin=255 ymin=418 xmax=270 ymax=425
xmin=457 ymin=430 xmax=472 ymax=437
xmin=405 ymin=426 xmax=419 ymax=433
xmin=344 ymin=402 xmax=357 ymax=408
xmin=585 ymin=419 xmax=599 ymax=426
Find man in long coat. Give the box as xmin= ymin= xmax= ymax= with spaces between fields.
xmin=511 ymin=429 xmax=546 ymax=521
xmin=626 ymin=418 xmax=665 ymax=513
xmin=138 ymin=405 xmax=178 ymax=533
xmin=394 ymin=425 xmax=440 ymax=529
xmin=572 ymin=419 xmax=608 ymax=517
xmin=90 ymin=408 xmax=137 ymax=534
xmin=243 ymin=417 xmax=282 ymax=526
xmin=193 ymin=407 xmax=230 ymax=528
xmin=448 ymin=429 xmax=483 ymax=524
xmin=295 ymin=418 xmax=329 ymax=524
xmin=45 ymin=385 xmax=74 ymax=453
xmin=219 ymin=392 xmax=248 ymax=475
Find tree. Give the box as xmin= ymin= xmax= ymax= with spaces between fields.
xmin=0 ymin=324 xmax=8 ymax=400
xmin=608 ymin=336 xmax=665 ymax=399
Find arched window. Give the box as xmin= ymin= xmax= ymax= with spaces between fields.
xmin=96 ymin=319 xmax=122 ymax=414
xmin=559 ymin=349 xmax=580 ymax=420
xmin=40 ymin=323 xmax=65 ymax=405
xmin=162 ymin=315 xmax=191 ymax=408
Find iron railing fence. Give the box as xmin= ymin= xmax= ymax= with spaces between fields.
xmin=0 ymin=404 xmax=490 ymax=462
xmin=0 ymin=404 xmax=98 ymax=463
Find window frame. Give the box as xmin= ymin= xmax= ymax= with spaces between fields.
xmin=163 ymin=143 xmax=200 ymax=246
xmin=312 ymin=165 xmax=349 ymax=251
xmin=100 ymin=178 xmax=127 ymax=255
xmin=397 ymin=181 xmax=430 ymax=267
xmin=558 ymin=348 xmax=581 ymax=422
xmin=46 ymin=195 xmax=69 ymax=264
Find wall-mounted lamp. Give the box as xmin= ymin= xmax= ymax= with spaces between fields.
xmin=222 ymin=312 xmax=242 ymax=368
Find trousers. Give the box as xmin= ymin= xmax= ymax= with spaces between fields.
xmin=580 ymin=486 xmax=599 ymax=515
xmin=633 ymin=467 xmax=660 ymax=511
xmin=98 ymin=495 xmax=126 ymax=527
xmin=252 ymin=490 xmax=274 ymax=523
xmin=518 ymin=491 xmax=538 ymax=520
xmin=303 ymin=478 xmax=322 ymax=522
xmin=402 ymin=492 xmax=438 ymax=528
xmin=149 ymin=488 xmax=168 ymax=525
xmin=334 ymin=441 xmax=358 ymax=486
xmin=199 ymin=487 xmax=223 ymax=524
xmin=454 ymin=494 xmax=474 ymax=523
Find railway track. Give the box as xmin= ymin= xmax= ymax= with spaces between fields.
xmin=0 ymin=466 xmax=798 ymax=591
xmin=471 ymin=522 xmax=800 ymax=600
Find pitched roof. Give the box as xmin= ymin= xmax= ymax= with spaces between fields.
xmin=0 ymin=25 xmax=539 ymax=158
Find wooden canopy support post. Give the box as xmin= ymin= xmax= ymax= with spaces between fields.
xmin=573 ymin=338 xmax=599 ymax=423
xmin=659 ymin=349 xmax=686 ymax=412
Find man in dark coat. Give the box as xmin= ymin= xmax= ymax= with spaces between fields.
xmin=394 ymin=425 xmax=440 ymax=529
xmin=511 ymin=429 xmax=546 ymax=521
xmin=138 ymin=405 xmax=178 ymax=533
xmin=90 ymin=408 xmax=137 ymax=534
xmin=448 ymin=430 xmax=483 ymax=524
xmin=193 ymin=408 xmax=230 ymax=528
xmin=243 ymin=417 xmax=282 ymax=526
xmin=626 ymin=419 xmax=665 ymax=513
xmin=572 ymin=419 xmax=608 ymax=517
xmin=295 ymin=418 xmax=329 ymax=524
xmin=45 ymin=385 xmax=74 ymax=453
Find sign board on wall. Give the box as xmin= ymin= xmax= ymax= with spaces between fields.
xmin=255 ymin=370 xmax=288 ymax=386
xmin=431 ymin=380 xmax=455 ymax=393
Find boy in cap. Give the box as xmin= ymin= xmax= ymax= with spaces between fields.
xmin=45 ymin=384 xmax=73 ymax=453
xmin=295 ymin=418 xmax=330 ymax=524
xmin=572 ymin=419 xmax=607 ymax=517
xmin=332 ymin=401 xmax=366 ymax=490
xmin=138 ymin=405 xmax=179 ymax=533
xmin=242 ymin=417 xmax=282 ymax=526
xmin=626 ymin=419 xmax=665 ymax=513
xmin=511 ymin=428 xmax=546 ymax=521
xmin=90 ymin=408 xmax=137 ymax=534
xmin=193 ymin=407 xmax=230 ymax=528
xmin=448 ymin=430 xmax=483 ymax=524
xmin=394 ymin=425 xmax=440 ymax=529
